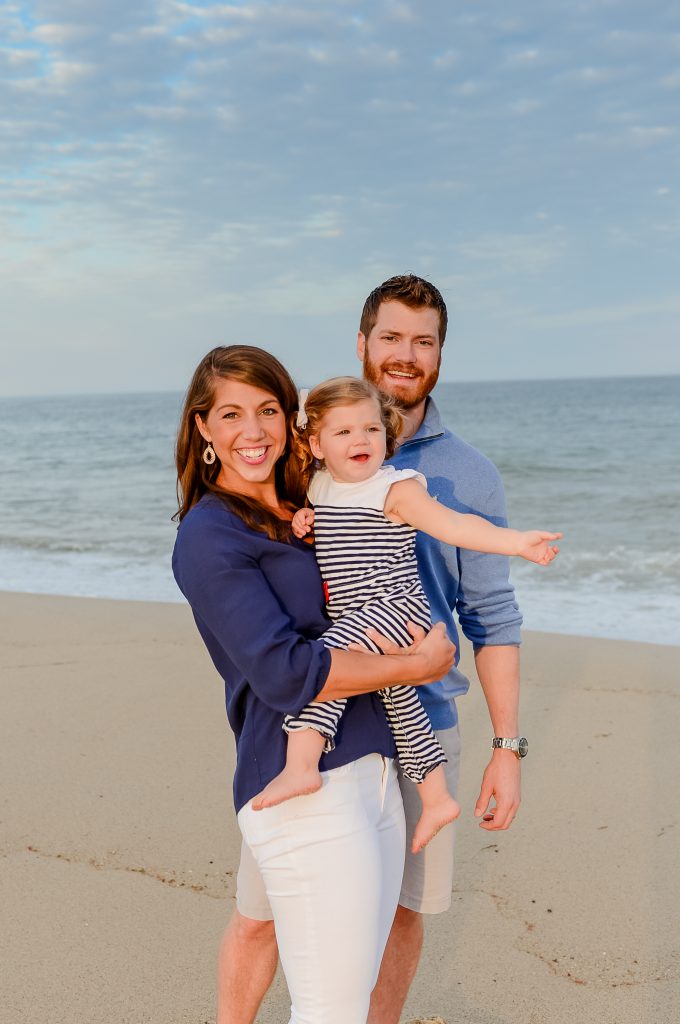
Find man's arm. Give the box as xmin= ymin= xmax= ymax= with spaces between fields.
xmin=452 ymin=454 xmax=523 ymax=830
xmin=473 ymin=643 xmax=521 ymax=830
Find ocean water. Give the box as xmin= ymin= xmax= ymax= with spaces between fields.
xmin=1 ymin=376 xmax=679 ymax=645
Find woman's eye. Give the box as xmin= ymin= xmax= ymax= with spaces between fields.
xmin=261 ymin=407 xmax=278 ymax=416
xmin=222 ymin=412 xmax=238 ymax=420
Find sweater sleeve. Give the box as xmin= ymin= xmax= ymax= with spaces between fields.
xmin=173 ymin=511 xmax=331 ymax=714
xmin=455 ymin=470 xmax=523 ymax=647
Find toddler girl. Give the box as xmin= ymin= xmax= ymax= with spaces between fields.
xmin=253 ymin=377 xmax=560 ymax=852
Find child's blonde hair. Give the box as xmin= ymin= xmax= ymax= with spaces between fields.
xmin=292 ymin=376 xmax=403 ymax=492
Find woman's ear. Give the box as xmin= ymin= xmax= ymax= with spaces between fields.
xmin=309 ymin=434 xmax=323 ymax=461
xmin=195 ymin=412 xmax=211 ymax=443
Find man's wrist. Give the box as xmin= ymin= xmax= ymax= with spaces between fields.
xmin=492 ymin=736 xmax=528 ymax=759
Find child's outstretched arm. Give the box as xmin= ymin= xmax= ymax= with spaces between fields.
xmin=386 ymin=479 xmax=561 ymax=565
xmin=292 ymin=507 xmax=315 ymax=538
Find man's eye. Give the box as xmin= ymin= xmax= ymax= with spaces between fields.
xmin=418 ymin=340 xmax=434 ymax=347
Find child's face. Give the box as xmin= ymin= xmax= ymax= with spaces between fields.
xmin=309 ymin=398 xmax=387 ymax=483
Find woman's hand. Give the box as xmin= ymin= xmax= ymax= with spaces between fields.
xmin=349 ymin=621 xmax=455 ymax=685
xmin=318 ymin=623 xmax=455 ymax=701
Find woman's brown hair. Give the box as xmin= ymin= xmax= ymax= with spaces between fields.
xmin=174 ymin=345 xmax=307 ymax=540
xmin=291 ymin=376 xmax=403 ymax=495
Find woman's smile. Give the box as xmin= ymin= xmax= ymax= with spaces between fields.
xmin=235 ymin=445 xmax=270 ymax=465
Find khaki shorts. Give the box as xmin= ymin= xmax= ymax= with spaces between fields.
xmin=236 ymin=723 xmax=461 ymax=920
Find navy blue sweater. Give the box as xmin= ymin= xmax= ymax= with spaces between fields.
xmin=172 ymin=494 xmax=397 ymax=812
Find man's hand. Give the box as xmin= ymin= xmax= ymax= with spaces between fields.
xmin=292 ymin=507 xmax=315 ymax=538
xmin=474 ymin=749 xmax=521 ymax=830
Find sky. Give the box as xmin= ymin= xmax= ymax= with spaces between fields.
xmin=1 ymin=0 xmax=679 ymax=396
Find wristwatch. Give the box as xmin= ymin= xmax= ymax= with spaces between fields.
xmin=492 ymin=736 xmax=528 ymax=759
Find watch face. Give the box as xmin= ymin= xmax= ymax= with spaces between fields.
xmin=518 ymin=737 xmax=529 ymax=758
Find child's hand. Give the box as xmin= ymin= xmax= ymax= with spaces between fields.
xmin=517 ymin=531 xmax=562 ymax=565
xmin=292 ymin=507 xmax=315 ymax=538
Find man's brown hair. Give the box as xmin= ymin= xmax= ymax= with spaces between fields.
xmin=359 ymin=274 xmax=448 ymax=346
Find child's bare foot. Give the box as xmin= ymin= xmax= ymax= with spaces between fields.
xmin=251 ymin=766 xmax=322 ymax=810
xmin=411 ymin=795 xmax=460 ymax=854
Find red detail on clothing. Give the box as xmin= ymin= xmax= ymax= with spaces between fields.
xmin=323 ymin=580 xmax=330 ymax=604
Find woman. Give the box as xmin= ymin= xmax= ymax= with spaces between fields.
xmin=172 ymin=345 xmax=454 ymax=1024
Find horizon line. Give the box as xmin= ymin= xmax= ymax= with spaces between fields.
xmin=1 ymin=370 xmax=678 ymax=402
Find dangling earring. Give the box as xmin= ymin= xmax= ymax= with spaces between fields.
xmin=203 ymin=443 xmax=216 ymax=465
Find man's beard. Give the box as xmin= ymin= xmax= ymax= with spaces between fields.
xmin=362 ymin=354 xmax=440 ymax=410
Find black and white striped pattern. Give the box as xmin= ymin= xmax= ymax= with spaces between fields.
xmin=314 ymin=505 xmax=426 ymax=623
xmin=283 ymin=468 xmax=447 ymax=784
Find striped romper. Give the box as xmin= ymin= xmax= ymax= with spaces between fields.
xmin=284 ymin=465 xmax=447 ymax=784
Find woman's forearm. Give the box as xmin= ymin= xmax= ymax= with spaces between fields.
xmin=315 ymin=625 xmax=454 ymax=701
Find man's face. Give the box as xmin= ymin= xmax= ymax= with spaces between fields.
xmin=357 ymin=300 xmax=442 ymax=409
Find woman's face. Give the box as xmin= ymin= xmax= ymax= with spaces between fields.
xmin=196 ymin=378 xmax=288 ymax=500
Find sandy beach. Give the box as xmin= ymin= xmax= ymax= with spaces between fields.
xmin=1 ymin=591 xmax=678 ymax=1024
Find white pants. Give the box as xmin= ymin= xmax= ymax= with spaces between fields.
xmin=237 ymin=753 xmax=405 ymax=1024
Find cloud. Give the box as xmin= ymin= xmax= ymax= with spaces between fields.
xmin=508 ymin=98 xmax=542 ymax=115
xmin=1 ymin=45 xmax=41 ymax=67
xmin=2 ymin=0 xmax=680 ymax=394
xmin=627 ymin=124 xmax=675 ymax=145
xmin=385 ymin=1 xmax=417 ymax=23
xmin=454 ymin=230 xmax=566 ymax=277
xmin=524 ymin=296 xmax=680 ymax=330
xmin=433 ymin=49 xmax=458 ymax=69
xmin=505 ymin=48 xmax=541 ymax=67
xmin=661 ymin=70 xmax=680 ymax=88
xmin=32 ymin=22 xmax=91 ymax=44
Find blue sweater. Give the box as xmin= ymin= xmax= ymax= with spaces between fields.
xmin=172 ymin=495 xmax=397 ymax=812
xmin=389 ymin=397 xmax=523 ymax=730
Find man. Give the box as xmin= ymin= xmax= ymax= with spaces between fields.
xmin=358 ymin=275 xmax=524 ymax=1023
xmin=216 ymin=274 xmax=525 ymax=1024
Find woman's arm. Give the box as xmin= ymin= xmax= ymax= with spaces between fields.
xmin=386 ymin=479 xmax=561 ymax=565
xmin=174 ymin=509 xmax=454 ymax=713
xmin=315 ymin=622 xmax=455 ymax=701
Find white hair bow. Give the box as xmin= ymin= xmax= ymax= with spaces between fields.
xmin=296 ymin=388 xmax=310 ymax=429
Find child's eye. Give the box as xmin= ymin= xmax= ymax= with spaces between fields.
xmin=337 ymin=429 xmax=350 ymax=435
xmin=368 ymin=426 xmax=381 ymax=433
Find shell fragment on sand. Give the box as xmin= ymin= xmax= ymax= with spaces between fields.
xmin=402 ymin=1018 xmax=447 ymax=1024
